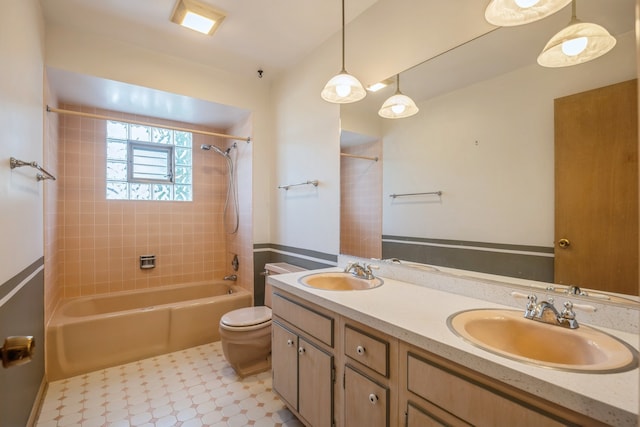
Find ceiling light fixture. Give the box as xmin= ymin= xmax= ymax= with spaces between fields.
xmin=537 ymin=0 xmax=616 ymax=67
xmin=321 ymin=0 xmax=366 ymax=104
xmin=378 ymin=75 xmax=419 ymax=119
xmin=484 ymin=0 xmax=571 ymax=26
xmin=170 ymin=0 xmax=226 ymax=35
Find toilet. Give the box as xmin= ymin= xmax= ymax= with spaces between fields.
xmin=219 ymin=262 xmax=306 ymax=377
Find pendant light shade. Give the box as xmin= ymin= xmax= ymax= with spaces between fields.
xmin=321 ymin=0 xmax=366 ymax=104
xmin=378 ymin=75 xmax=419 ymax=119
xmin=537 ymin=0 xmax=616 ymax=67
xmin=322 ymin=71 xmax=367 ymax=103
xmin=485 ymin=0 xmax=571 ymax=26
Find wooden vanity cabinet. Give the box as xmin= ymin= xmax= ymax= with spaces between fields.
xmin=342 ymin=319 xmax=399 ymax=427
xmin=270 ymin=287 xmax=610 ymax=427
xmin=399 ymin=342 xmax=608 ymax=427
xmin=271 ymin=292 xmax=336 ymax=427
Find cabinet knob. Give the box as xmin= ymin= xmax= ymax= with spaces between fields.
xmin=298 ymin=347 xmax=306 ymax=355
xmin=286 ymin=339 xmax=294 ymax=347
xmin=368 ymin=393 xmax=378 ymax=404
xmin=356 ymin=345 xmax=366 ymax=355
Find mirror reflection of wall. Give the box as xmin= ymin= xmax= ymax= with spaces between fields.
xmin=340 ymin=0 xmax=637 ymax=298
xmin=340 ymin=131 xmax=382 ymax=259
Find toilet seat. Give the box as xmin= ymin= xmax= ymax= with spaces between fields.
xmin=220 ymin=306 xmax=272 ymax=331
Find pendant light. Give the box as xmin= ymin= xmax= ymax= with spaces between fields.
xmin=485 ymin=0 xmax=571 ymax=26
xmin=378 ymin=75 xmax=419 ymax=119
xmin=537 ymin=0 xmax=616 ymax=67
xmin=321 ymin=0 xmax=366 ymax=104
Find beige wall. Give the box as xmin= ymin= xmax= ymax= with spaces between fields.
xmin=55 ymin=105 xmax=243 ymax=298
xmin=0 ymin=0 xmax=45 ymax=283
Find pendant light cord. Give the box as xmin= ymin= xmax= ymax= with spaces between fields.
xmin=341 ymin=0 xmax=346 ymax=73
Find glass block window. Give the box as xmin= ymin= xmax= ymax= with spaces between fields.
xmin=106 ymin=121 xmax=192 ymax=201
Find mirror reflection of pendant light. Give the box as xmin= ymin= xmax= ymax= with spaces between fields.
xmin=484 ymin=0 xmax=571 ymax=26
xmin=378 ymin=75 xmax=419 ymax=119
xmin=537 ymin=0 xmax=616 ymax=67
xmin=321 ymin=0 xmax=366 ymax=103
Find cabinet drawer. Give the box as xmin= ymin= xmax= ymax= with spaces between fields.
xmin=406 ymin=352 xmax=567 ymax=427
xmin=344 ymin=324 xmax=389 ymax=377
xmin=272 ymin=293 xmax=334 ymax=347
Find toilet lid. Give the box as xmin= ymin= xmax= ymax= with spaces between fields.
xmin=221 ymin=306 xmax=272 ymax=327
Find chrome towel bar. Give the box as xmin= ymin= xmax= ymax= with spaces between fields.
xmin=278 ymin=180 xmax=319 ymax=190
xmin=9 ymin=157 xmax=57 ymax=181
xmin=389 ymin=191 xmax=442 ymax=198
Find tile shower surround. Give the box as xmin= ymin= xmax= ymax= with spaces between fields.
xmin=56 ymin=105 xmax=238 ymax=299
xmin=340 ymin=140 xmax=382 ymax=259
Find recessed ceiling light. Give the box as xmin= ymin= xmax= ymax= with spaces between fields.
xmin=366 ymin=78 xmax=395 ymax=93
xmin=171 ymin=0 xmax=226 ymax=36
xmin=367 ymin=82 xmax=388 ymax=92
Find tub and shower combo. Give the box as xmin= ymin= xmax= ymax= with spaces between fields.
xmin=46 ymin=281 xmax=252 ymax=381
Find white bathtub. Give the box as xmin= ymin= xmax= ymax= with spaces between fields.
xmin=46 ymin=281 xmax=252 ymax=380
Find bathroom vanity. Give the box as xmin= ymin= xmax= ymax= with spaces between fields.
xmin=268 ymin=262 xmax=639 ymax=427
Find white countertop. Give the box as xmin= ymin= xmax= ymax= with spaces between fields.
xmin=268 ymin=267 xmax=639 ymax=427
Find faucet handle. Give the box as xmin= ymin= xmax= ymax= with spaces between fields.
xmin=524 ymin=294 xmax=537 ymax=318
xmin=560 ymin=301 xmax=579 ymax=329
xmin=560 ymin=301 xmax=576 ymax=319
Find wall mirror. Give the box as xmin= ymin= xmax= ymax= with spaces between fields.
xmin=340 ymin=0 xmax=638 ymax=306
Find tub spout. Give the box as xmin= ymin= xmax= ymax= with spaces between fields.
xmin=224 ymin=274 xmax=237 ymax=281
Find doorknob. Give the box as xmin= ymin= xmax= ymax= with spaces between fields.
xmin=1 ymin=336 xmax=35 ymax=368
xmin=558 ymin=238 xmax=571 ymax=248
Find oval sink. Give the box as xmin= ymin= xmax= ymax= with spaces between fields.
xmin=447 ymin=309 xmax=638 ymax=373
xmin=298 ymin=272 xmax=383 ymax=291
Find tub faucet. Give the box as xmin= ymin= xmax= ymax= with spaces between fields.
xmin=524 ymin=295 xmax=579 ymax=329
xmin=224 ymin=274 xmax=237 ymax=281
xmin=344 ymin=262 xmax=378 ymax=280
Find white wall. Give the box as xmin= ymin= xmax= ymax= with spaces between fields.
xmin=0 ymin=0 xmax=45 ymax=284
xmin=270 ymin=40 xmax=342 ymax=255
xmin=382 ymin=31 xmax=636 ymax=247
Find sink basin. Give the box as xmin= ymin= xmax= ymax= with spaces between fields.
xmin=447 ymin=309 xmax=638 ymax=373
xmin=298 ymin=272 xmax=383 ymax=291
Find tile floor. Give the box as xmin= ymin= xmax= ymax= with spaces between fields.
xmin=36 ymin=342 xmax=303 ymax=427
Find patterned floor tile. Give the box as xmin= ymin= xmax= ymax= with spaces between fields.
xmin=36 ymin=342 xmax=303 ymax=427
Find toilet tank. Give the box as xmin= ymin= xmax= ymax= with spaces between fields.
xmin=264 ymin=263 xmax=306 ymax=307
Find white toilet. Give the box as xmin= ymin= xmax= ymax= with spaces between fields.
xmin=219 ymin=262 xmax=305 ymax=377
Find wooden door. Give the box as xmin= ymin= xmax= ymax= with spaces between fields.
xmin=298 ymin=337 xmax=333 ymax=427
xmin=272 ymin=322 xmax=298 ymax=409
xmin=344 ymin=365 xmax=389 ymax=427
xmin=554 ymin=79 xmax=638 ymax=295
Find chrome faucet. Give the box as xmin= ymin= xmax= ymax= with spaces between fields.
xmin=344 ymin=262 xmax=377 ymax=280
xmin=524 ymin=295 xmax=579 ymax=329
xmin=224 ymin=274 xmax=237 ymax=281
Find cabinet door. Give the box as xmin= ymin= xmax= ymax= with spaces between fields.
xmin=272 ymin=322 xmax=298 ymax=409
xmin=298 ymin=337 xmax=334 ymax=427
xmin=406 ymin=401 xmax=471 ymax=427
xmin=344 ymin=365 xmax=388 ymax=427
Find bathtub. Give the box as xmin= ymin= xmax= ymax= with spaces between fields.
xmin=46 ymin=281 xmax=252 ymax=381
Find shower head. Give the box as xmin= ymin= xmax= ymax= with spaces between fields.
xmin=200 ymin=144 xmax=230 ymax=158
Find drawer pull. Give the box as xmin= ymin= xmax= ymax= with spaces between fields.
xmin=368 ymin=393 xmax=378 ymax=404
xmin=287 ymin=339 xmax=294 ymax=347
xmin=356 ymin=345 xmax=366 ymax=355
xmin=298 ymin=347 xmax=306 ymax=355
